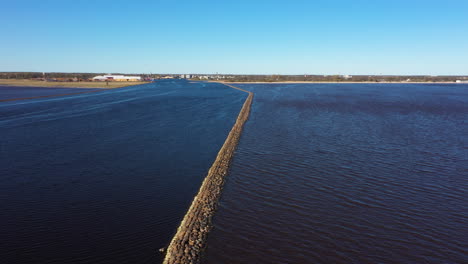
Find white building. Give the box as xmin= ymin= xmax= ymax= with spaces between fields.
xmin=93 ymin=75 xmax=141 ymax=82
xmin=179 ymin=74 xmax=192 ymax=79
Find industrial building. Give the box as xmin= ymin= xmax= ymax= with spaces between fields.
xmin=92 ymin=75 xmax=141 ymax=82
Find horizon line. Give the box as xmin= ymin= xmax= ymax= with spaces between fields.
xmin=1 ymin=71 xmax=468 ymax=77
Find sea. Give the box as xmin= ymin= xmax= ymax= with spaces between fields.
xmin=0 ymin=80 xmax=246 ymax=264
xmin=1 ymin=81 xmax=467 ymax=264
xmin=203 ymin=83 xmax=468 ymax=264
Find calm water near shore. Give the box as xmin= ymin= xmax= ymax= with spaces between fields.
xmin=0 ymin=86 xmax=99 ymax=100
xmin=0 ymin=80 xmax=246 ymax=264
xmin=204 ymin=83 xmax=468 ymax=263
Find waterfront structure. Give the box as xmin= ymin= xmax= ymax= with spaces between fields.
xmin=163 ymin=83 xmax=253 ymax=264
xmin=92 ymin=75 xmax=141 ymax=82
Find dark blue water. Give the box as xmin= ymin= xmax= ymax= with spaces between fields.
xmin=204 ymin=83 xmax=468 ymax=264
xmin=0 ymin=86 xmax=99 ymax=100
xmin=0 ymin=80 xmax=247 ymax=264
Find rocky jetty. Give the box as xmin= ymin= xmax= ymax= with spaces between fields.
xmin=163 ymin=83 xmax=253 ymax=264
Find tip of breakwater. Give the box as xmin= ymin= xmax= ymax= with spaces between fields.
xmin=163 ymin=83 xmax=253 ymax=264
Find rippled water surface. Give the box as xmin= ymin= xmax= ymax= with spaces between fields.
xmin=0 ymin=86 xmax=99 ymax=100
xmin=204 ymin=83 xmax=468 ymax=264
xmin=0 ymin=80 xmax=246 ymax=264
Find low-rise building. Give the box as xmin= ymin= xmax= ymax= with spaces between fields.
xmin=93 ymin=75 xmax=141 ymax=82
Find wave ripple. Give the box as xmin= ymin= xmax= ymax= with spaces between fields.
xmin=204 ymin=83 xmax=468 ymax=264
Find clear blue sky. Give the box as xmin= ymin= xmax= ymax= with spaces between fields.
xmin=2 ymin=0 xmax=467 ymax=75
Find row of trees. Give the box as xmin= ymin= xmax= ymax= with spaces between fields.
xmin=0 ymin=72 xmax=106 ymax=80
xmin=220 ymin=75 xmax=467 ymax=83
xmin=0 ymin=72 xmax=153 ymax=80
xmin=2 ymin=72 xmax=466 ymax=82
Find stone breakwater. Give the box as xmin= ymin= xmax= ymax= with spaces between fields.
xmin=162 ymin=83 xmax=253 ymax=264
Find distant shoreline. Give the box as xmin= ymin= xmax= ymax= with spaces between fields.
xmin=210 ymin=81 xmax=461 ymax=84
xmin=0 ymin=79 xmax=149 ymax=89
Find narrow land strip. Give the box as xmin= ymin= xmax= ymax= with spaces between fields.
xmin=211 ymin=80 xmax=459 ymax=84
xmin=162 ymin=83 xmax=253 ymax=264
xmin=0 ymin=79 xmax=148 ymax=88
xmin=0 ymin=82 xmax=147 ymax=102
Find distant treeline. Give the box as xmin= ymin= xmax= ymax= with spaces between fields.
xmin=197 ymin=74 xmax=468 ymax=82
xmin=0 ymin=72 xmax=183 ymax=81
xmin=0 ymin=72 xmax=153 ymax=80
xmin=0 ymin=72 xmax=104 ymax=80
xmin=2 ymin=72 xmax=467 ymax=82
